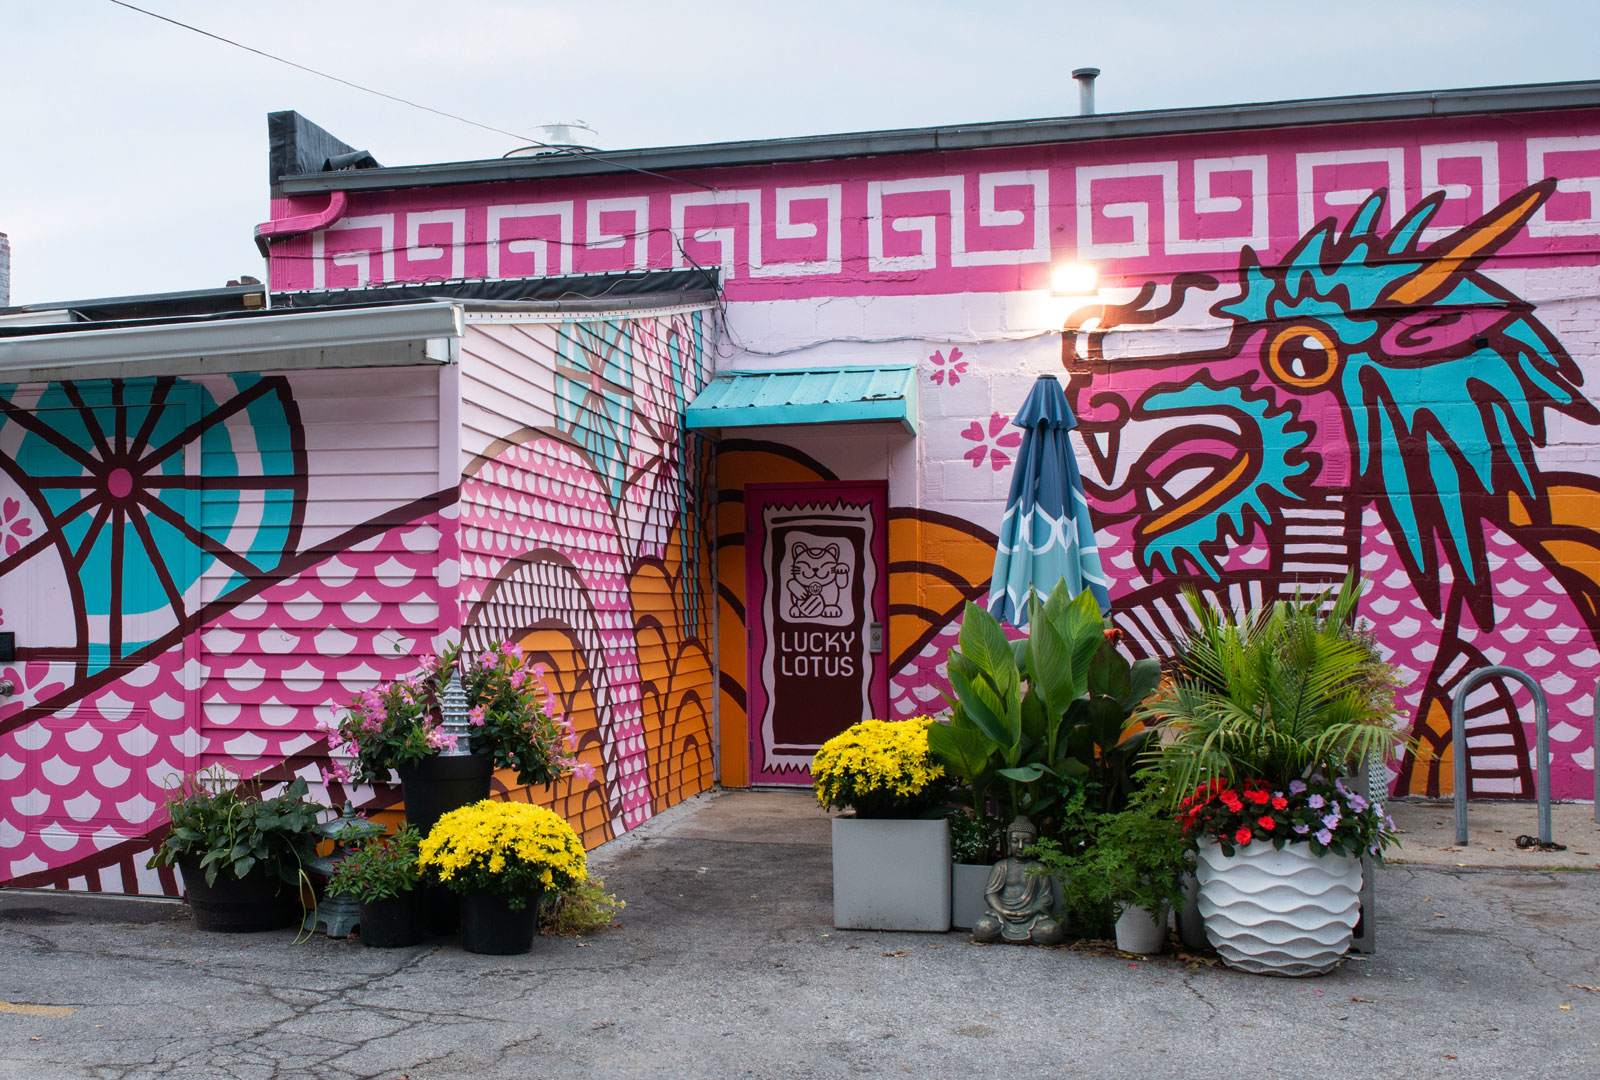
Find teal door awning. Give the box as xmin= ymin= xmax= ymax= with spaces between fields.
xmin=684 ymin=365 xmax=917 ymax=434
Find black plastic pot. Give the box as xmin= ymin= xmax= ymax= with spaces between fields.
xmin=178 ymin=856 xmax=300 ymax=933
xmin=396 ymin=753 xmax=494 ymax=836
xmin=358 ymin=893 xmax=425 ymax=948
xmin=398 ymin=753 xmax=493 ymax=934
xmin=459 ymin=888 xmax=543 ymax=955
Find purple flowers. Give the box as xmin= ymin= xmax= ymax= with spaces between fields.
xmin=1289 ymin=780 xmax=1307 ymax=795
xmin=1321 ymin=812 xmax=1341 ymax=831
xmin=1308 ymin=793 xmax=1325 ymax=810
xmin=1293 ymin=823 xmax=1310 ymax=835
xmin=1315 ymin=829 xmax=1334 ymax=846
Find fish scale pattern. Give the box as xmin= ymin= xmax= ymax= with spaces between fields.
xmin=460 ymin=436 xmax=655 ymax=834
xmin=0 ymin=514 xmax=452 ymax=895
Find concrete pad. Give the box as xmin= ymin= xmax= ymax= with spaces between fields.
xmin=1387 ymin=799 xmax=1600 ymax=870
xmin=2 ymin=788 xmax=1599 ymax=1079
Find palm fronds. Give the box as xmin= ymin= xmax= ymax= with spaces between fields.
xmin=1142 ymin=572 xmax=1411 ymax=798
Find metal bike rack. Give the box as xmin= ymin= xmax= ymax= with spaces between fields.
xmin=1451 ymin=665 xmax=1551 ymax=846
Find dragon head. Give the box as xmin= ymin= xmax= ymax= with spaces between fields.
xmin=1065 ymin=180 xmax=1598 ymax=621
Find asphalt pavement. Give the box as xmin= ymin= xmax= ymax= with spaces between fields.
xmin=2 ymin=789 xmax=1599 ymax=1079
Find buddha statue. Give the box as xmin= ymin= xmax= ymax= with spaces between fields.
xmin=971 ymin=815 xmax=1064 ymax=946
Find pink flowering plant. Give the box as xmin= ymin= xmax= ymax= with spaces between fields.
xmin=323 ymin=642 xmax=593 ymax=789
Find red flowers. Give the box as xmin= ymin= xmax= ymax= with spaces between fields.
xmin=1271 ymin=796 xmax=1289 ymax=810
xmin=1244 ymin=789 xmax=1271 ymax=806
xmin=1257 ymin=816 xmax=1275 ymax=831
xmin=1103 ymin=627 xmax=1124 ymax=643
xmin=1234 ymin=827 xmax=1253 ymax=844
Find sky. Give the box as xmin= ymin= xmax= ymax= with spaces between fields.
xmin=5 ymin=0 xmax=1600 ymax=306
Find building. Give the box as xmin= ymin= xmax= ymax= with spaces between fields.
xmin=5 ymin=80 xmax=1599 ymax=895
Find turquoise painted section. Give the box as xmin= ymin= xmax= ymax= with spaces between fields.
xmin=684 ymin=365 xmax=916 ymax=432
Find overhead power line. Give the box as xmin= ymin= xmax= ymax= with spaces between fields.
xmin=104 ymin=0 xmax=716 ymax=191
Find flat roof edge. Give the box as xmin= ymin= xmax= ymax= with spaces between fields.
xmin=278 ymin=80 xmax=1600 ymax=195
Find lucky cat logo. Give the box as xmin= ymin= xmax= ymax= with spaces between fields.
xmin=782 ymin=538 xmax=853 ymax=625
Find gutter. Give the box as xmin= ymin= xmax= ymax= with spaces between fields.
xmin=253 ymin=190 xmax=350 ymax=257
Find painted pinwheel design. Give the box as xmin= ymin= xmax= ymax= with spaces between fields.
xmin=0 ymin=375 xmax=305 ymax=676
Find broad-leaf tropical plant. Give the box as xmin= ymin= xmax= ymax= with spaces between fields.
xmin=930 ymin=580 xmax=1161 ymax=827
xmin=1141 ymin=572 xmax=1410 ymax=801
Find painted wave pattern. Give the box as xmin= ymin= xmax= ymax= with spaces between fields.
xmin=459 ymin=438 xmax=655 ymax=833
xmin=0 ymin=515 xmax=452 ymax=894
xmin=1194 ymin=839 xmax=1362 ymax=978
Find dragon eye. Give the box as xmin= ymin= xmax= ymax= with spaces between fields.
xmin=1267 ymin=324 xmax=1340 ymax=390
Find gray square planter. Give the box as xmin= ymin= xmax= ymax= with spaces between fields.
xmin=832 ymin=817 xmax=951 ymax=931
xmin=950 ymin=862 xmax=992 ymax=930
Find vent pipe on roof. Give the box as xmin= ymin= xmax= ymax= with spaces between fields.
xmin=1072 ymin=68 xmax=1101 ymax=116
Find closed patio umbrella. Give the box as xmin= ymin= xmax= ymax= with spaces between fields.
xmin=987 ymin=373 xmax=1110 ymax=628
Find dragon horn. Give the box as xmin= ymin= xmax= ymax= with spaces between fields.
xmin=1383 ymin=179 xmax=1557 ymax=307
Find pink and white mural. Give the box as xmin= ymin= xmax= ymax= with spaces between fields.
xmin=263 ymin=102 xmax=1600 ymax=803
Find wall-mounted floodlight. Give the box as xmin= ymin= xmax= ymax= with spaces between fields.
xmin=1050 ymin=262 xmax=1098 ymax=296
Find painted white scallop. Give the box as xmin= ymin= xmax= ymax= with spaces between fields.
xmin=1550 ymin=722 xmax=1582 ymax=743
xmin=259 ymin=699 xmax=299 ymax=727
xmin=399 ymin=596 xmax=439 ymax=625
xmin=64 ymin=723 xmax=103 ymax=753
xmin=0 ymin=754 xmax=21 ymax=781
xmin=436 ymin=561 xmax=461 ymax=588
xmin=117 ymin=724 xmax=158 ymax=756
xmin=314 ymin=628 xmax=359 ymax=657
xmin=42 ymin=827 xmax=82 ymax=852
xmin=0 ymin=819 xmax=22 ymax=847
xmin=337 ymin=662 xmax=381 ymax=692
xmin=91 ymin=824 xmax=126 ymax=849
xmin=223 ymin=732 xmax=269 ymax=758
xmin=231 ymin=596 xmax=268 ymax=621
xmin=282 ymin=661 xmax=325 ymax=693
xmin=8 ymin=854 xmax=47 ymax=877
xmin=201 ymin=627 xmax=247 ymax=655
xmin=375 ymin=557 xmax=417 ymax=587
xmin=122 ymin=662 xmax=162 ymax=688
xmin=283 ymin=593 xmax=325 ymax=622
xmin=204 ymin=697 xmax=242 ymax=725
xmin=258 ymin=626 xmax=300 ymax=656
xmin=402 ymin=524 xmax=440 ymax=553
xmin=340 ymin=593 xmax=381 ymax=624
xmin=279 ymin=733 xmax=316 ymax=756
xmin=145 ymin=760 xmax=179 ymax=788
xmin=93 ymin=759 xmax=131 ymax=788
xmin=1544 ymin=673 xmax=1577 ymax=696
xmin=224 ymin=660 xmax=266 ymax=692
xmin=317 ymin=556 xmax=358 ymax=588
xmin=11 ymin=788 xmax=49 ymax=815
xmin=116 ymin=794 xmax=157 ymax=824
xmin=149 ymin=694 xmax=185 ymax=721
xmin=12 ymin=723 xmax=51 ymax=752
xmin=40 ymin=756 xmax=80 ymax=786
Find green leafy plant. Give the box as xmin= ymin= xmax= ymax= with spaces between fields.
xmin=1141 ymin=572 xmax=1411 ymax=799
xmin=1029 ymin=795 xmax=1190 ymax=938
xmin=541 ymin=876 xmax=625 ymax=936
xmin=929 ymin=581 xmax=1161 ymax=832
xmin=947 ymin=808 xmax=1007 ymax=864
xmin=327 ymin=825 xmax=422 ymax=903
xmin=147 ymin=766 xmax=324 ymax=887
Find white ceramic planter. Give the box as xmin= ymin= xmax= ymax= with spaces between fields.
xmin=1114 ymin=903 xmax=1167 ymax=954
xmin=1195 ymin=839 xmax=1362 ymax=977
xmin=950 ymin=862 xmax=992 ymax=930
xmin=832 ymin=817 xmax=951 ymax=931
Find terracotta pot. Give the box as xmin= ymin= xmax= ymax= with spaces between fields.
xmin=459 ymin=888 xmax=542 ymax=955
xmin=1195 ymin=839 xmax=1362 ymax=977
xmin=178 ymin=856 xmax=299 ymax=933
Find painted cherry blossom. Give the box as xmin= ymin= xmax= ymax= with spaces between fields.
xmin=961 ymin=412 xmax=1022 ymax=471
xmin=0 ymin=498 xmax=33 ymax=557
xmin=928 ymin=347 xmax=968 ymax=386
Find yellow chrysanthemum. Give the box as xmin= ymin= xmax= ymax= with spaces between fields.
xmin=811 ymin=716 xmax=945 ymax=815
xmin=418 ymin=800 xmax=587 ymax=904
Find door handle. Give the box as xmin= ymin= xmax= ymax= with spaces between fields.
xmin=0 ymin=680 xmax=14 ymax=697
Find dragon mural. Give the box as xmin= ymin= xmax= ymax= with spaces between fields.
xmin=1065 ymin=181 xmax=1600 ymax=799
